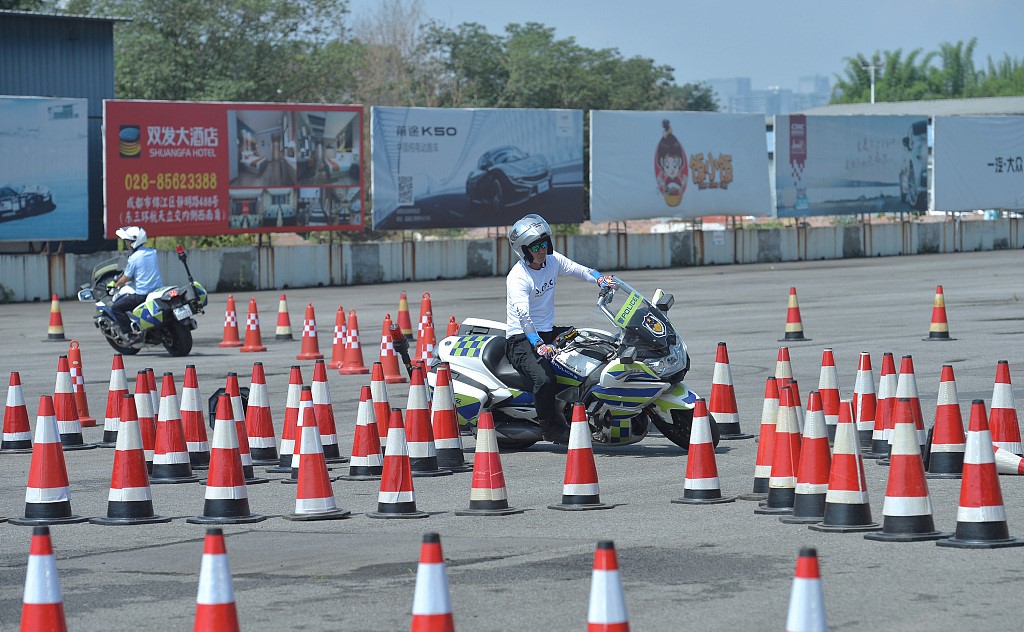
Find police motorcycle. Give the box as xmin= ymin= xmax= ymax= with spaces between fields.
xmin=77 ymin=245 xmax=208 ymax=357
xmin=428 ymin=277 xmax=718 ymax=450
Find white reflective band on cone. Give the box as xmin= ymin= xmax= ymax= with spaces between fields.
xmin=957 ymin=505 xmax=1006 ymax=522
xmin=197 ymin=555 xmax=235 ymax=605
xmin=108 ymin=486 xmax=153 ymax=502
xmin=204 ymin=485 xmax=248 ymax=501
xmin=26 ymin=487 xmax=71 ymax=503
xmin=23 ymin=556 xmax=63 ymax=604
xmin=412 ymin=563 xmax=452 ymax=615
xmin=785 ymin=577 xmax=826 ymax=631
xmin=563 ymin=483 xmax=600 ymax=496
xmin=882 ymin=495 xmax=932 ymax=516
xmin=378 ymin=491 xmax=415 ymax=504
xmin=588 ymin=570 xmax=628 ymax=624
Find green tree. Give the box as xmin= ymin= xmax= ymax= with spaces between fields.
xmin=832 ymin=49 xmax=934 ymax=103
xmin=929 ymin=38 xmax=979 ymax=97
xmin=977 ymin=54 xmax=1024 ymax=96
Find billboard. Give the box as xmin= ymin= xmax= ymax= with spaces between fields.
xmin=933 ymin=116 xmax=1024 ymax=211
xmin=104 ymin=101 xmax=363 ymax=237
xmin=590 ymin=111 xmax=772 ymax=221
xmin=775 ymin=115 xmax=930 ymax=217
xmin=0 ymin=96 xmax=88 ymax=241
xmin=371 ymin=107 xmax=585 ymax=229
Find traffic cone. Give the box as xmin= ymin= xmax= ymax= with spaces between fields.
xmin=410 ymin=533 xmax=455 ymax=632
xmin=9 ymin=396 xmax=88 ymax=525
xmin=45 ymin=294 xmax=65 ymax=341
xmin=755 ymin=386 xmax=801 ymax=515
xmin=296 ymin=302 xmax=324 ymax=360
xmin=927 ymin=365 xmax=966 ymax=479
xmin=244 ymin=362 xmax=278 ymax=465
xmin=338 ymin=309 xmax=370 ymax=375
xmin=378 ymin=313 xmax=407 ymax=383
xmin=673 ymin=398 xmax=735 ymax=505
xmin=19 ymin=526 xmax=68 ymax=632
xmin=895 ymin=355 xmax=927 ymax=451
xmin=145 ymin=368 xmax=159 ymax=422
xmin=785 ymin=547 xmax=827 ymax=632
xmin=865 ymin=352 xmax=897 ymax=460
xmin=370 ymin=362 xmax=392 ymax=445
xmin=455 ymin=409 xmax=522 ymax=515
xmin=818 ymin=348 xmax=840 ymax=444
xmin=446 ymin=316 xmax=459 ymax=338
xmin=340 ymin=386 xmax=383 ymax=481
xmin=865 ymin=398 xmax=950 ymax=542
xmin=809 ymin=400 xmax=880 ymax=533
xmin=937 ymin=400 xmax=1024 ymax=549
xmin=709 ymin=342 xmax=753 ymax=440
xmin=367 ymin=408 xmax=428 ymax=519
xmin=182 ymin=365 xmax=211 ymax=470
xmin=282 ymin=386 xmax=315 ymax=485
xmin=432 ymin=363 xmax=470 ymax=472
xmin=239 ymin=297 xmax=267 ymax=352
xmin=97 ymin=355 xmax=128 ymax=448
xmin=924 ymin=285 xmax=955 ymax=341
xmin=150 ymin=372 xmax=199 ymax=484
xmin=780 ymin=287 xmax=809 ymax=341
xmin=275 ymin=293 xmax=293 ymax=341
xmin=994 ymin=446 xmax=1024 ymax=475
xmin=785 ymin=378 xmax=805 ymax=434
xmin=187 ymin=394 xmax=267 ymax=525
xmin=267 ymin=365 xmax=302 ymax=474
xmin=406 ymin=366 xmax=451 ymax=478
xmin=66 ymin=340 xmax=96 ymax=427
xmin=587 ymin=541 xmax=630 ymax=632
xmin=550 ymin=403 xmax=613 ymax=511
xmin=417 ymin=317 xmax=437 ymax=365
xmin=217 ymin=295 xmax=243 ymax=348
xmin=312 ymin=359 xmax=346 ymax=464
xmin=851 ymin=352 xmax=876 ymax=451
xmin=226 ymin=372 xmax=268 ymax=485
xmin=53 ymin=356 xmax=94 ymax=451
xmin=739 ymin=377 xmax=779 ymax=501
xmin=398 ymin=291 xmax=414 ymax=340
xmin=990 ymin=360 xmax=1022 ymax=456
xmin=194 ymin=528 xmax=241 ymax=632
xmin=415 ymin=292 xmax=435 ymax=360
xmin=90 ymin=394 xmax=172 ymax=524
xmin=327 ymin=306 xmax=347 ymax=369
xmin=781 ymin=391 xmax=831 ymax=524
xmin=2 ymin=372 xmax=32 ymax=453
xmin=775 ymin=347 xmax=793 ymax=392
xmin=134 ymin=370 xmax=156 ymax=471
xmin=283 ymin=396 xmax=349 ymax=521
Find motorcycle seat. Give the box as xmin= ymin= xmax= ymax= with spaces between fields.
xmin=479 ymin=335 xmax=531 ymax=391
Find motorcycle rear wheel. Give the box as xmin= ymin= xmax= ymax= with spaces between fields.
xmin=648 ymin=406 xmax=720 ymax=451
xmin=162 ymin=320 xmax=193 ymax=357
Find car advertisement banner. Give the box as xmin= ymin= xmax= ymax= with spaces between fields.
xmin=371 ymin=107 xmax=585 ymax=229
xmin=589 ymin=111 xmax=772 ymax=221
xmin=104 ymin=100 xmax=363 ymax=237
xmin=933 ymin=116 xmax=1024 ymax=211
xmin=775 ymin=115 xmax=930 ymax=217
xmin=0 ymin=96 xmax=88 ymax=241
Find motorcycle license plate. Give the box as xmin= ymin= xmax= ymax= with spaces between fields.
xmin=173 ymin=305 xmax=192 ymax=320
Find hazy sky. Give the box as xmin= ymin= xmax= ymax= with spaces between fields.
xmin=349 ymin=0 xmax=1024 ymax=91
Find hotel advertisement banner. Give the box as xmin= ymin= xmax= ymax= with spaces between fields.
xmin=590 ymin=111 xmax=772 ymax=221
xmin=104 ymin=100 xmax=363 ymax=237
xmin=933 ymin=116 xmax=1024 ymax=211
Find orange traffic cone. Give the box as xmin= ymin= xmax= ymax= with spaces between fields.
xmin=407 ymin=366 xmax=451 ymax=478
xmin=818 ymin=348 xmax=840 ymax=444
xmin=754 ymin=386 xmax=801 ymax=515
xmin=739 ymin=377 xmax=779 ymax=502
xmin=283 ymin=397 xmax=349 ymax=521
xmin=239 ymin=298 xmax=267 ymax=352
xmin=217 ymin=295 xmax=243 ymax=348
xmin=377 ymin=313 xmax=407 ymax=383
xmin=397 ymin=291 xmax=414 ymax=340
xmin=370 ymin=362 xmax=392 ymax=448
xmin=774 ymin=347 xmax=793 ymax=391
xmin=673 ymin=398 xmax=735 ymax=504
xmin=432 ymin=363 xmax=470 ymax=472
xmin=780 ymin=391 xmax=831 ymax=524
xmin=410 ymin=533 xmax=455 ymax=631
xmin=417 ymin=316 xmax=437 ymax=364
xmin=45 ymin=294 xmax=65 ymax=341
xmin=296 ymin=302 xmax=324 ymax=360
xmin=785 ymin=378 xmax=804 ymax=434
xmin=550 ymin=403 xmax=613 ymax=511
xmin=150 ymin=372 xmax=199 ymax=484
xmin=587 ymin=541 xmax=630 ymax=631
xmin=446 ymin=316 xmax=459 ymax=338
xmin=927 ymin=365 xmax=966 ymax=479
xmin=990 ymin=360 xmax=1022 ymax=456
xmin=194 ymin=528 xmax=241 ymax=632
xmin=455 ymin=410 xmax=522 ymax=515
xmin=2 ymin=372 xmax=32 ymax=453
xmin=780 ymin=287 xmax=809 ymax=341
xmin=97 ymin=354 xmax=129 ymax=448
xmin=54 ymin=356 xmax=94 ymax=451
xmin=338 ymin=309 xmax=370 ymax=375
xmin=19 ymin=526 xmax=69 ymax=631
xmin=282 ymin=386 xmax=314 ymax=485
xmin=995 ymin=446 xmax=1024 ymax=475
xmin=852 ymin=352 xmax=877 ymax=451
xmin=67 ymin=341 xmax=96 ymax=427
xmin=924 ymin=285 xmax=955 ymax=341
xmin=709 ymin=342 xmax=752 ymax=440
xmin=145 ymin=368 xmax=159 ymax=422
xmin=865 ymin=352 xmax=897 ymax=459
xmin=327 ymin=306 xmax=347 ymax=369
xmin=415 ymin=292 xmax=434 ymax=361
xmin=275 ymin=293 xmax=293 ymax=340
xmin=785 ymin=547 xmax=827 ymax=632
xmin=267 ymin=366 xmax=303 ymax=474
xmin=226 ymin=372 xmax=268 ymax=485
xmin=340 ymin=386 xmax=383 ymax=481
xmin=181 ymin=365 xmax=211 ymax=470
xmin=244 ymin=362 xmax=278 ymax=465
xmin=312 ymin=360 xmax=346 ymax=464
xmin=367 ymin=408 xmax=428 ymax=519
xmin=890 ymin=355 xmax=927 ymax=454
xmin=809 ymin=400 xmax=880 ymax=533
xmin=134 ymin=370 xmax=156 ymax=471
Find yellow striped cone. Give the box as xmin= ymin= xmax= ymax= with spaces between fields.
xmin=780 ymin=287 xmax=810 ymax=341
xmin=275 ymin=293 xmax=293 ymax=340
xmin=45 ymin=294 xmax=65 ymax=341
xmin=924 ymin=285 xmax=955 ymax=341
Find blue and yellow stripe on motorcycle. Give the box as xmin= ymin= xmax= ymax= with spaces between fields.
xmin=192 ymin=282 xmax=209 ymax=308
xmin=606 ymin=362 xmax=659 ymax=381
xmin=454 ymin=395 xmax=482 ymax=429
xmin=132 ymin=299 xmax=165 ymax=331
xmin=652 ymin=383 xmax=698 ymax=415
xmin=450 ymin=335 xmax=492 ymax=358
xmin=607 ymin=417 xmax=633 ymax=443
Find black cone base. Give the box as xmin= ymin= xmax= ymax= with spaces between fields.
xmin=187 ymin=513 xmax=267 ymax=524
xmin=754 ymin=504 xmax=794 ymax=515
xmin=243 ymin=476 xmax=270 ymax=485
xmin=411 ymin=468 xmax=454 ymax=478
xmin=865 ymin=530 xmax=950 ymax=542
xmin=780 ymin=335 xmax=810 ymax=342
xmin=926 ymin=472 xmax=962 ymax=480
xmin=60 ymin=442 xmax=97 ymax=451
xmin=923 ymin=335 xmax=956 ymax=341
xmin=283 ymin=508 xmax=352 ymax=521
xmin=324 ymin=456 xmax=349 ymax=464
xmin=549 ymin=502 xmax=615 ymax=511
xmin=266 ymin=464 xmax=292 ymax=474
xmin=10 ymin=514 xmax=89 ymax=526
xmin=95 ymin=442 xmax=117 ymax=449
xmin=937 ymin=536 xmax=1024 ymax=549
xmin=366 ymin=510 xmax=428 ymax=519
xmin=249 ymin=457 xmax=279 ymax=466
xmin=455 ymin=504 xmax=524 ymax=516
xmin=810 ymin=522 xmax=880 ymax=533
xmin=0 ymin=447 xmax=33 ymax=454
xmin=780 ymin=515 xmax=823 ymax=524
xmin=150 ymin=475 xmax=201 ymax=485
xmin=672 ymin=495 xmax=736 ymax=505
xmin=90 ymin=514 xmax=172 ymax=526
xmin=338 ymin=473 xmax=382 ymax=481
xmin=440 ymin=464 xmax=473 ymax=473
xmin=719 ymin=432 xmax=755 ymax=441
xmin=738 ymin=492 xmax=769 ymax=502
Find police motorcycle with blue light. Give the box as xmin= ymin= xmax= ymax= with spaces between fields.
xmin=77 ymin=227 xmax=208 ymax=356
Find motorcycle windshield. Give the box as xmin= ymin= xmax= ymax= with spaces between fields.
xmin=605 ymin=281 xmax=675 ymax=348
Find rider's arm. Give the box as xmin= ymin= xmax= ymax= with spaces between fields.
xmin=507 ymin=274 xmax=542 ymax=346
xmin=552 ymin=252 xmax=599 ymax=283
xmin=116 ymin=253 xmax=138 ymax=288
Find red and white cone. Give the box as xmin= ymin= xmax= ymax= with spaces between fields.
xmin=239 ymin=297 xmax=267 ymax=352
xmin=550 ymin=404 xmax=613 ymax=511
xmin=340 ymin=385 xmax=383 ymax=481
xmin=367 ymin=408 xmax=428 ymax=519
xmin=810 ymin=400 xmax=880 ymax=533
xmin=145 ymin=368 xmax=159 ymax=422
xmin=267 ymin=365 xmax=303 ymax=474
xmin=407 ymin=366 xmax=452 ymax=478
xmin=937 ymin=399 xmax=1024 ymax=549
xmin=865 ymin=397 xmax=950 ymax=542
xmin=9 ymin=396 xmax=88 ymax=526
xmin=415 ymin=292 xmax=434 ymax=360
xmin=67 ymin=340 xmax=96 ymax=427
xmin=455 ymin=409 xmax=522 ymax=515
xmin=785 ymin=378 xmax=805 ymax=434
xmin=45 ymin=294 xmax=66 ymax=341
xmin=296 ymin=302 xmax=324 ymax=360
xmin=150 ymin=373 xmax=199 ymax=484
xmin=851 ymin=352 xmax=877 ymax=451
xmin=410 ymin=533 xmax=455 ymax=632
xmin=781 ymin=391 xmax=831 ymax=524
xmin=780 ymin=287 xmax=810 ymax=341
xmin=283 ymin=397 xmax=349 ymax=521
xmin=283 ymin=386 xmax=314 ymax=485
xmin=994 ymin=446 xmax=1024 ymax=475
xmin=194 ymin=528 xmax=241 ymax=632
xmin=892 ymin=355 xmax=927 ymax=452
xmin=312 ymin=359 xmax=346 ymax=464
xmin=865 ymin=352 xmax=897 ymax=459
xmin=97 ymin=354 xmax=128 ymax=448
xmin=2 ymin=372 xmax=33 ymax=453
xmin=275 ymin=293 xmax=293 ymax=341
xmin=378 ymin=313 xmax=407 ymax=383
xmin=785 ymin=547 xmax=827 ymax=632
xmin=226 ymin=372 xmax=268 ymax=485
xmin=134 ymin=370 xmax=156 ymax=472
xmin=587 ymin=540 xmax=630 ymax=632
xmin=755 ymin=386 xmax=801 ymax=515
xmin=327 ymin=306 xmax=347 ymax=369
xmin=446 ymin=316 xmax=459 ymax=338
xmin=739 ymin=377 xmax=779 ymax=501
xmin=990 ymin=360 xmax=1022 ymax=456
xmin=417 ymin=316 xmax=437 ymax=365
xmin=924 ymin=285 xmax=955 ymax=341
xmin=709 ymin=342 xmax=753 ymax=440
xmin=339 ymin=309 xmax=370 ymax=375
xmin=371 ymin=362 xmax=393 ymax=444
xmin=90 ymin=394 xmax=172 ymax=525
xmin=818 ymin=348 xmax=840 ymax=445
xmin=54 ymin=356 xmax=94 ymax=450
xmin=187 ymin=394 xmax=266 ymax=525
xmin=927 ymin=365 xmax=966 ymax=479
xmin=431 ymin=363 xmax=470 ymax=472
xmin=673 ymin=398 xmax=735 ymax=504
xmin=244 ymin=362 xmax=278 ymax=465
xmin=19 ymin=526 xmax=68 ymax=632
xmin=182 ymin=365 xmax=211 ymax=470
xmin=775 ymin=347 xmax=793 ymax=392
xmin=217 ymin=295 xmax=243 ymax=348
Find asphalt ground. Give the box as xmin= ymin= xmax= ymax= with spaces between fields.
xmin=1 ymin=248 xmax=1024 ymax=630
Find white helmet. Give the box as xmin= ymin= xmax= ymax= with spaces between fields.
xmin=115 ymin=225 xmax=148 ymax=249
xmin=509 ymin=214 xmax=552 ymax=263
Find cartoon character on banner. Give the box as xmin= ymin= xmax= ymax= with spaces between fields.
xmin=655 ymin=120 xmax=687 ymax=207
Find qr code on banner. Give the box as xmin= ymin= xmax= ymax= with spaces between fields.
xmin=398 ymin=176 xmax=414 ymax=206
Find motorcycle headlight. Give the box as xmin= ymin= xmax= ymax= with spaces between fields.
xmin=648 ymin=339 xmax=686 ymax=377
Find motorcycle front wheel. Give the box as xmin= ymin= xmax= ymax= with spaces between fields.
xmin=648 ymin=406 xmax=720 ymax=451
xmin=161 ymin=320 xmax=193 ymax=357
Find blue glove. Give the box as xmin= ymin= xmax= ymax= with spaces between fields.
xmin=596 ymin=275 xmax=616 ymax=290
xmin=536 ymin=343 xmax=556 ymax=359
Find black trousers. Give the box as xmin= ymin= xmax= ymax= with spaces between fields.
xmin=505 ymin=327 xmax=569 ymax=424
xmin=112 ymin=293 xmax=146 ymax=333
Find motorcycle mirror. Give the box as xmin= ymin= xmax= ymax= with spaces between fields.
xmin=619 ymin=347 xmax=637 ymax=364
xmin=653 ymin=289 xmax=674 ymax=312
xmin=77 ymin=289 xmax=94 ymax=302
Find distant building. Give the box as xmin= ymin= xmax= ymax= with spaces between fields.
xmin=705 ymin=75 xmax=830 ymax=115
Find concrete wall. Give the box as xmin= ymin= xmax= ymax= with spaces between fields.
xmin=4 ymin=219 xmax=1021 ymax=303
